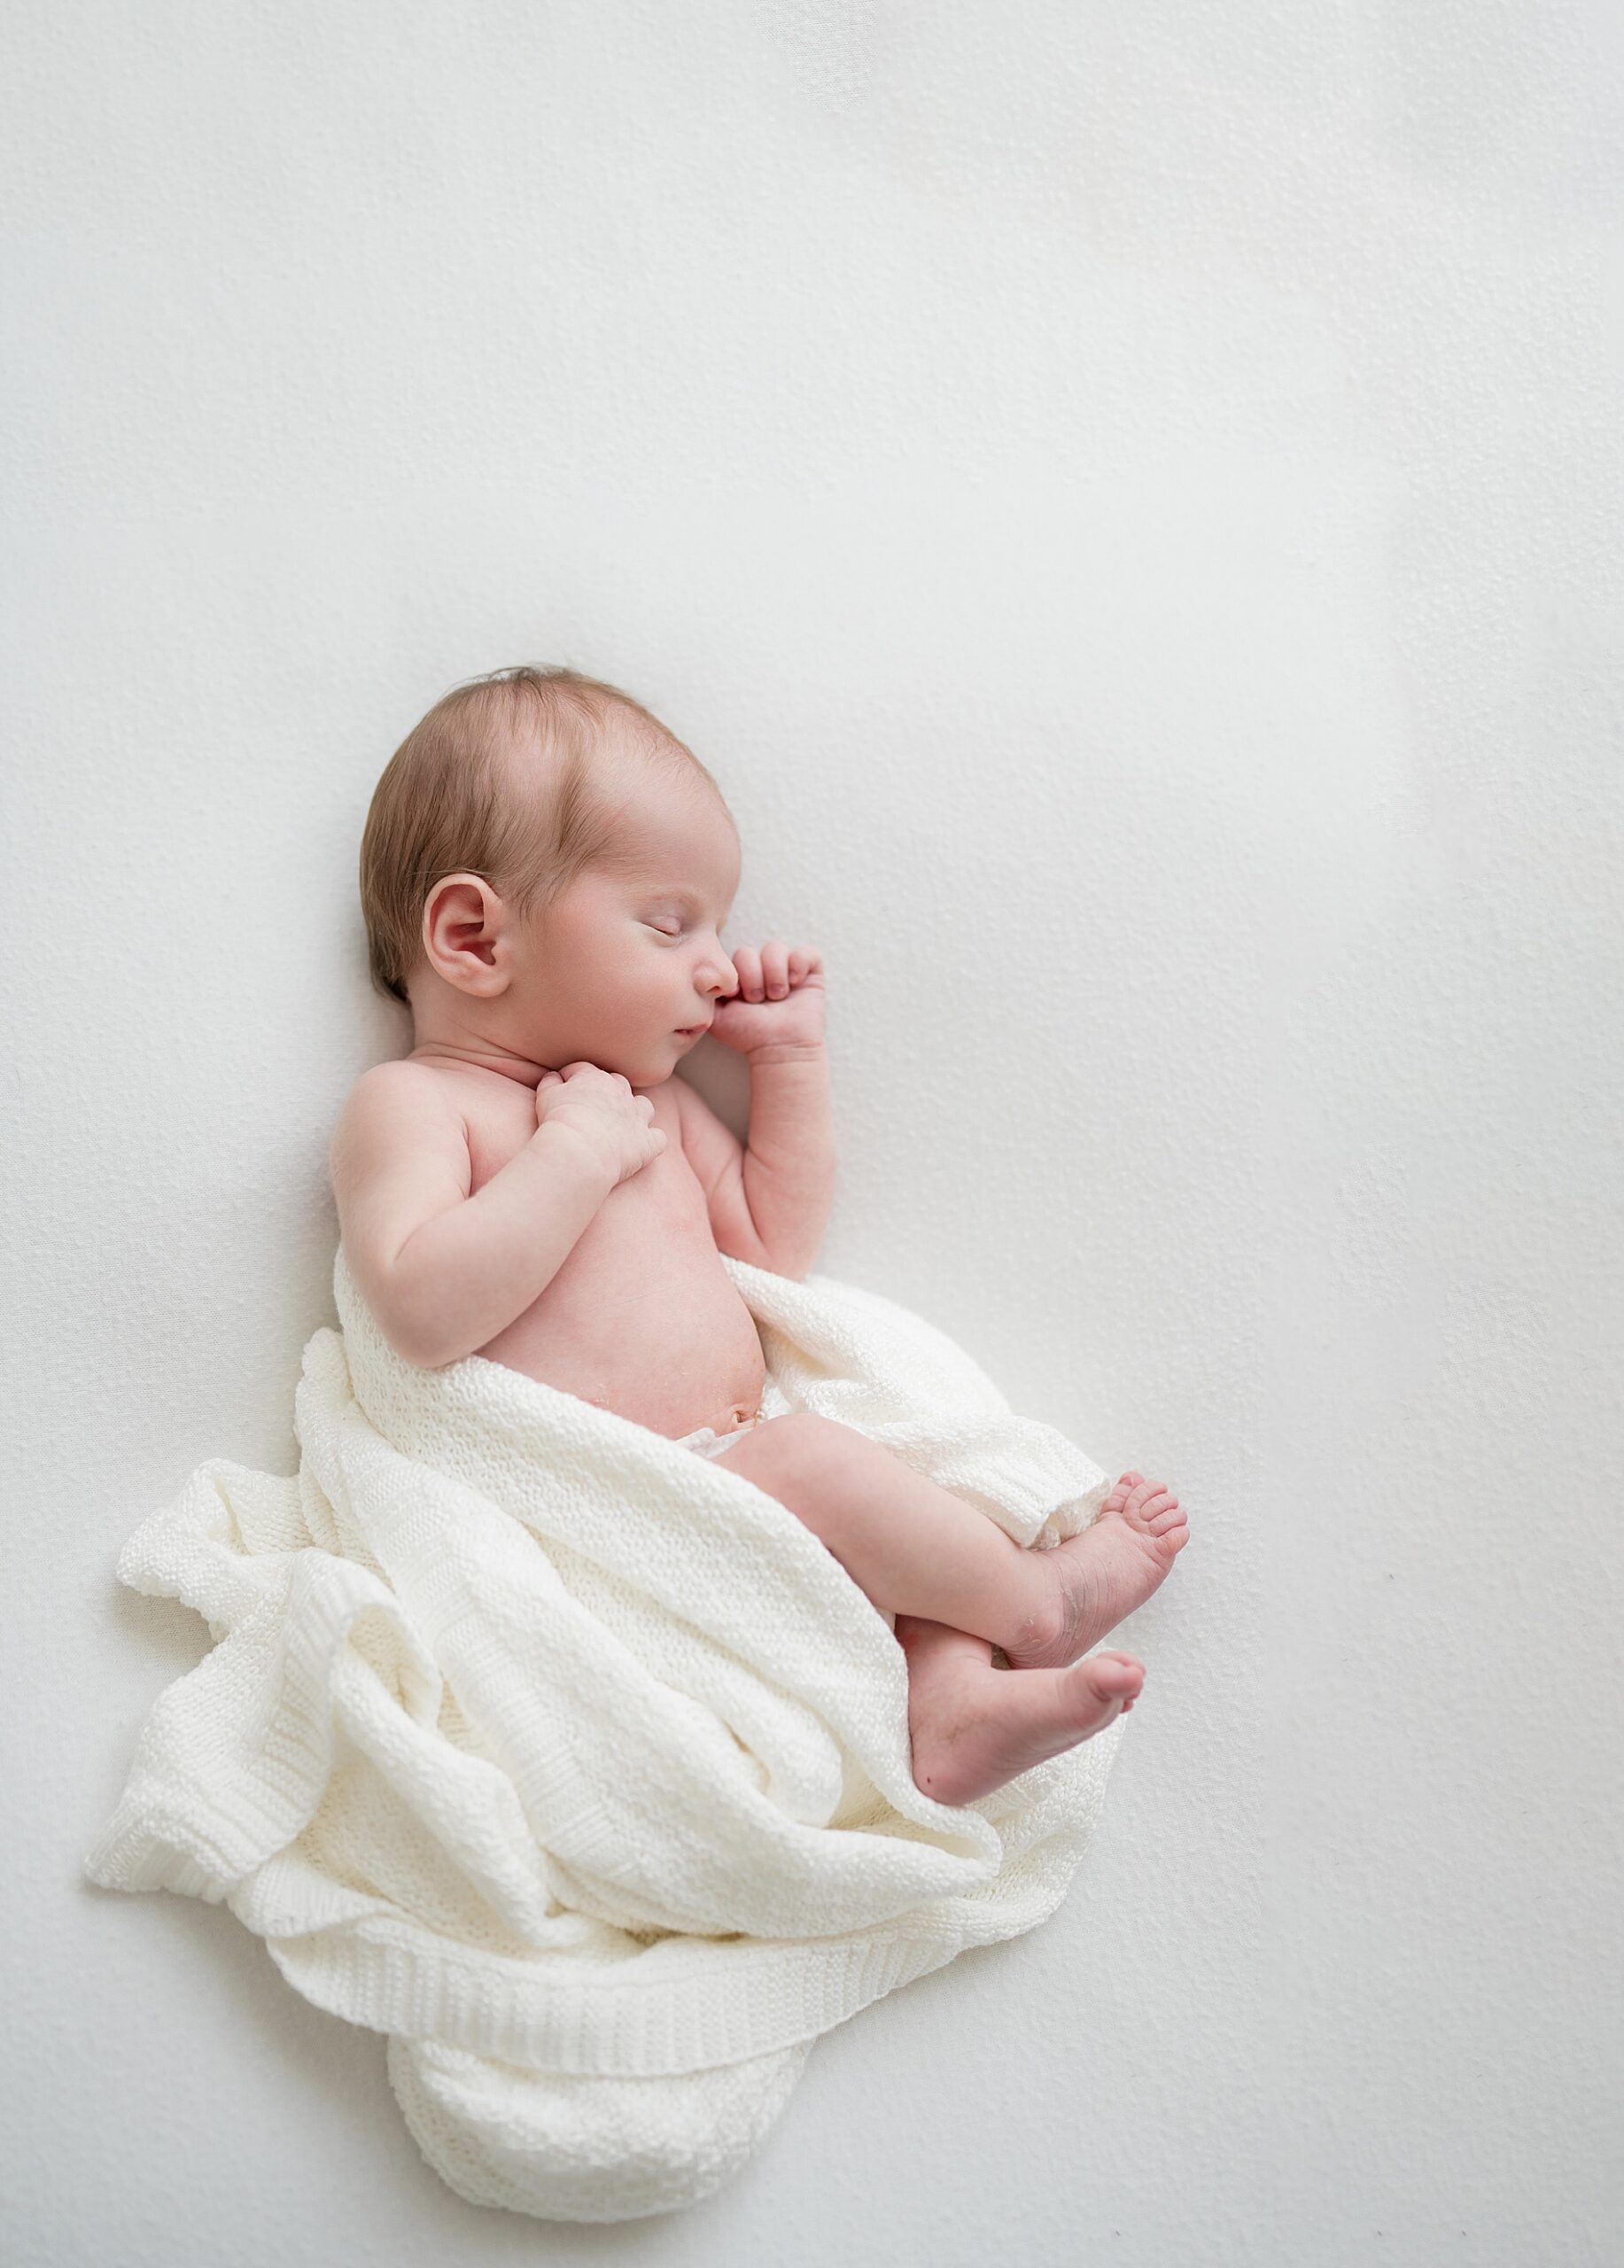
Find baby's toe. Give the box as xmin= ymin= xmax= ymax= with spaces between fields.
xmin=1081 ymin=1651 xmax=1146 ymax=1710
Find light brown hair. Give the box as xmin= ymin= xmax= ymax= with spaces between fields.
xmin=359 ymin=664 xmax=727 ymax=1006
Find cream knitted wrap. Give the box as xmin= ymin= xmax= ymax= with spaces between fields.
xmin=85 ymin=1244 xmax=1125 ymax=2223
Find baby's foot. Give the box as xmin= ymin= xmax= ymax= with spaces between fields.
xmin=1003 ymin=1472 xmax=1188 ymax=1671
xmin=910 ymin=1649 xmax=1145 ymax=1807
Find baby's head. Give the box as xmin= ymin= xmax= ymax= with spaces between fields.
xmin=360 ymin=666 xmax=742 ymax=1087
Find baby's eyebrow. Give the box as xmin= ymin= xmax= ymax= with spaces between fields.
xmin=641 ymin=883 xmax=733 ymax=920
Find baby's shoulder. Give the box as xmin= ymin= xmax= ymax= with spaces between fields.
xmin=343 ymin=1052 xmax=450 ymax=1104
xmin=338 ymin=1053 xmax=462 ymax=1125
xmin=330 ymin=1057 xmax=471 ymax=1182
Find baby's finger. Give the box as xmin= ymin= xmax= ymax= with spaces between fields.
xmin=759 ymin=940 xmax=791 ymax=998
xmin=730 ymin=944 xmax=762 ymax=999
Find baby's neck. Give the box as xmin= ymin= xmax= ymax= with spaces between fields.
xmin=407 ymin=1033 xmax=547 ymax=1089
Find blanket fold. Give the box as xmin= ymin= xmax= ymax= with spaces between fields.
xmin=85 ymin=1245 xmax=1124 ymax=2223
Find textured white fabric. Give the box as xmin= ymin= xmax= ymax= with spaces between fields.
xmin=85 ymin=1243 xmax=1125 ymax=2223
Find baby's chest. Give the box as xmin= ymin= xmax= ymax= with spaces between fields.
xmin=463 ymin=1082 xmax=706 ymax=1245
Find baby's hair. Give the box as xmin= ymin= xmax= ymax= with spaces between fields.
xmin=359 ymin=664 xmax=727 ymax=1007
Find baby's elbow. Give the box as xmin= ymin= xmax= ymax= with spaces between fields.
xmin=349 ymin=1258 xmax=449 ymax=1370
xmin=387 ymin=1306 xmax=469 ymax=1371
xmin=367 ymin=1299 xmax=435 ymax=1369
xmin=392 ymin=1326 xmax=449 ymax=1371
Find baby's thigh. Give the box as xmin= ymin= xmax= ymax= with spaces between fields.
xmin=704 ymin=1410 xmax=874 ymax=1500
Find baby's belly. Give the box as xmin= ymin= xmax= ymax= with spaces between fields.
xmin=471 ymin=1145 xmax=768 ymax=1441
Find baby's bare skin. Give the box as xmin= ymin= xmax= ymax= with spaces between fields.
xmin=706 ymin=1424 xmax=1184 ymax=1798
xmin=706 ymin=1420 xmax=1185 ymax=1664
xmin=428 ymin=1058 xmax=770 ymax=1441
xmin=337 ymin=716 xmax=1189 ymax=1803
xmin=899 ymin=1628 xmax=1146 ymax=1808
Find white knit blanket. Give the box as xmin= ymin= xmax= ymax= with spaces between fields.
xmin=85 ymin=1244 xmax=1125 ymax=2223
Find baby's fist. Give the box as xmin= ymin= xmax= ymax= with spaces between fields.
xmin=534 ymin=1061 xmax=665 ymax=1186
xmin=709 ymin=942 xmax=827 ymax=1055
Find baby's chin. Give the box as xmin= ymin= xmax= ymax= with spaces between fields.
xmin=540 ymin=1039 xmax=680 ymax=1085
xmin=626 ymin=1047 xmax=682 ymax=1091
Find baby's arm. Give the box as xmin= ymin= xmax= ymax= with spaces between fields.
xmin=692 ymin=939 xmax=835 ymax=1278
xmin=330 ymin=1061 xmax=615 ymax=1368
xmin=737 ymin=1042 xmax=836 ymax=1278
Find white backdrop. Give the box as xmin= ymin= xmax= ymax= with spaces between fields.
xmin=4 ymin=4 xmax=1620 ymax=2262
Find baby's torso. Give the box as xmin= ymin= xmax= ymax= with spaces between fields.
xmin=438 ymin=1066 xmax=766 ymax=1441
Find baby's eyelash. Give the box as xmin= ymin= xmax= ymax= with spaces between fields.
xmin=645 ymin=921 xmax=682 ymax=938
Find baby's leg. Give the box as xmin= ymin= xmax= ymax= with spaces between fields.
xmin=896 ymin=1614 xmax=1143 ymax=1806
xmin=705 ymin=1414 xmax=1186 ymax=1669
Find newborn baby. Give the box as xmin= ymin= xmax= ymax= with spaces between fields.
xmin=330 ymin=665 xmax=1188 ymax=1806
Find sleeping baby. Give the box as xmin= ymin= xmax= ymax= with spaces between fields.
xmin=330 ymin=665 xmax=1189 ymax=1807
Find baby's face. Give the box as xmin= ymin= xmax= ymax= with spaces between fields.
xmin=520 ymin=763 xmax=742 ymax=1087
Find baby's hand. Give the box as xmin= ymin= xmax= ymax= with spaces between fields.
xmin=534 ymin=1062 xmax=666 ymax=1188
xmin=710 ymin=942 xmax=827 ymax=1056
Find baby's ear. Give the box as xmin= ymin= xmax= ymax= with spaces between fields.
xmin=422 ymin=873 xmax=509 ymax=994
